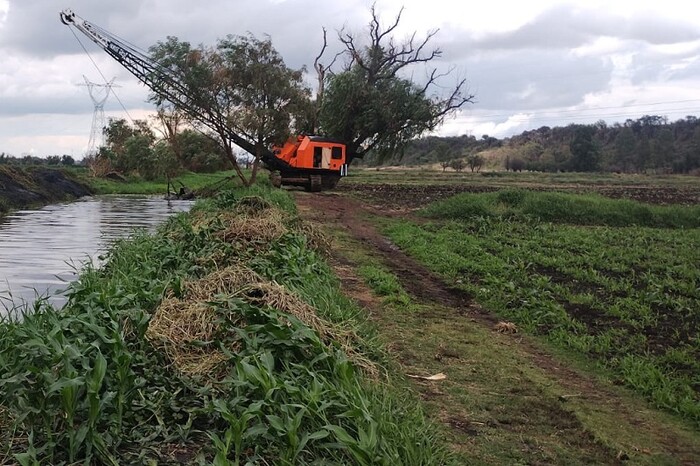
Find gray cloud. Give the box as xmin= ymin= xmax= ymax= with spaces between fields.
xmin=450 ymin=49 xmax=613 ymax=111
xmin=1 ymin=0 xmax=700 ymax=157
xmin=625 ymin=43 xmax=700 ymax=84
xmin=0 ymin=1 xmax=143 ymax=57
xmin=438 ymin=5 xmax=700 ymax=55
xmin=1 ymin=0 xmax=365 ymax=69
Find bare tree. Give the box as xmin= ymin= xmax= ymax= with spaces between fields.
xmin=319 ymin=4 xmax=474 ymax=162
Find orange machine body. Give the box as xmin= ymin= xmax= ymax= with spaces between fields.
xmin=273 ymin=135 xmax=347 ymax=173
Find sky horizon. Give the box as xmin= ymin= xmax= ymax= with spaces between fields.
xmin=1 ymin=0 xmax=700 ymax=158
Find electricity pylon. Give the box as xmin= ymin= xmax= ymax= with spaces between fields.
xmin=80 ymin=76 xmax=117 ymax=156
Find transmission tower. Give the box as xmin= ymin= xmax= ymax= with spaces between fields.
xmin=80 ymin=76 xmax=117 ymax=156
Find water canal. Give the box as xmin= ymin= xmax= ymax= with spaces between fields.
xmin=0 ymin=196 xmax=193 ymax=313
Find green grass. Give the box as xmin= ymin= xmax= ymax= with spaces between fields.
xmin=357 ymin=265 xmax=411 ymax=307
xmin=82 ymin=169 xmax=242 ymax=195
xmin=324 ymin=225 xmax=699 ymax=464
xmin=422 ymin=189 xmax=700 ymax=228
xmin=382 ymin=192 xmax=700 ymax=425
xmin=0 ymin=183 xmax=452 ymax=465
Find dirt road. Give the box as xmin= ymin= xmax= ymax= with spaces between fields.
xmin=295 ymin=190 xmax=700 ymax=466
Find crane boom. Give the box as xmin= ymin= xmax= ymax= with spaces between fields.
xmin=60 ymin=9 xmax=349 ymax=190
xmin=59 ymin=9 xmax=282 ymax=168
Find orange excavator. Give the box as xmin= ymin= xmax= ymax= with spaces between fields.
xmin=60 ymin=9 xmax=349 ymax=191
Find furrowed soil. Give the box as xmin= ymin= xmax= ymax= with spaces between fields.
xmin=337 ymin=180 xmax=700 ymax=208
xmin=294 ymin=189 xmax=700 ymax=466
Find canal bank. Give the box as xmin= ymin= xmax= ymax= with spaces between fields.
xmin=0 ymin=166 xmax=92 ymax=216
xmin=0 ymin=184 xmax=447 ymax=465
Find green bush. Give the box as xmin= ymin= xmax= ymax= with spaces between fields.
xmin=422 ymin=190 xmax=700 ymax=228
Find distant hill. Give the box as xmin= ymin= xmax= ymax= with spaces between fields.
xmin=361 ymin=115 xmax=700 ymax=174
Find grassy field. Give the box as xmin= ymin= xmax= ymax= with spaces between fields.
xmin=294 ymin=190 xmax=699 ymax=465
xmin=346 ymin=167 xmax=700 ymax=188
xmin=383 ymin=190 xmax=700 ymax=424
xmin=0 ymin=183 xmax=452 ymax=464
xmin=78 ymin=169 xmax=243 ymax=195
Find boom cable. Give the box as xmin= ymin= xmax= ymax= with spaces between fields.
xmin=68 ymin=24 xmax=135 ymax=123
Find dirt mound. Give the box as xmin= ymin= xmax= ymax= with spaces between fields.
xmin=0 ymin=166 xmax=92 ymax=210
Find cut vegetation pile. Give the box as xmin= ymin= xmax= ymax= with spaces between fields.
xmin=386 ymin=189 xmax=700 ymax=425
xmin=0 ymin=184 xmax=450 ymax=465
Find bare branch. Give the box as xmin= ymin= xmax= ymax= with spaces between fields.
xmin=314 ymin=27 xmax=328 ymax=73
xmin=370 ymin=3 xmax=404 ymax=45
xmin=337 ymin=29 xmax=364 ymax=71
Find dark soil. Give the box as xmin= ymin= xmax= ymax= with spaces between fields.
xmin=0 ymin=166 xmax=92 ymax=211
xmin=338 ymin=182 xmax=700 ymax=209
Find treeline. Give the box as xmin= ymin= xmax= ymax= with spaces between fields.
xmin=1 ymin=118 xmax=236 ymax=180
xmin=0 ymin=153 xmax=77 ymax=167
xmin=84 ymin=118 xmax=230 ymax=180
xmin=374 ymin=115 xmax=700 ymax=173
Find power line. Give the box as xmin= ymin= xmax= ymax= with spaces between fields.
xmin=69 ymin=25 xmax=135 ymax=123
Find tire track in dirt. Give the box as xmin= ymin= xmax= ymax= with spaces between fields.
xmin=295 ymin=190 xmax=700 ymax=465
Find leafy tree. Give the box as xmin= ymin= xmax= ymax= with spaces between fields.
xmin=152 ymin=103 xmax=184 ymax=166
xmin=176 ymin=129 xmax=227 ymax=172
xmin=449 ymin=159 xmax=465 ymax=172
xmin=217 ymin=34 xmax=310 ymax=185
xmin=652 ymin=128 xmax=674 ymax=172
xmin=151 ymin=140 xmax=181 ymax=181
xmin=509 ymin=157 xmax=526 ymax=172
xmin=637 ymin=136 xmax=652 ymax=173
xmin=613 ymin=127 xmax=636 ymax=172
xmin=569 ymin=125 xmax=600 ymax=172
xmin=690 ymin=126 xmax=700 ymax=171
xmin=149 ymin=35 xmax=309 ymax=186
xmin=124 ymin=133 xmax=155 ymax=177
xmin=519 ymin=141 xmax=544 ymax=162
xmin=319 ymin=5 xmax=474 ymax=162
xmin=466 ymin=154 xmax=485 ymax=172
xmin=434 ymin=142 xmax=452 ymax=171
xmin=61 ymin=155 xmax=75 ymax=166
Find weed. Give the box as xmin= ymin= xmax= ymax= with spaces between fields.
xmin=0 ymin=184 xmax=453 ymax=464
xmin=422 ymin=190 xmax=700 ymax=228
xmin=385 ymin=192 xmax=700 ymax=424
xmin=358 ymin=265 xmax=411 ymax=307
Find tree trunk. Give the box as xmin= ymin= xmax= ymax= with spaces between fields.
xmin=247 ymin=143 xmax=263 ymax=187
xmin=223 ymin=140 xmax=248 ymax=185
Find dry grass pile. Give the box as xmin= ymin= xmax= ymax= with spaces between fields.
xmin=293 ymin=220 xmax=332 ymax=255
xmin=188 ymin=196 xmax=290 ymax=247
xmin=146 ymin=296 xmax=232 ymax=378
xmin=147 ymin=265 xmax=377 ymax=379
xmin=149 ymin=196 xmax=368 ymax=379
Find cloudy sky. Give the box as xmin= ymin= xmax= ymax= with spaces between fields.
xmin=1 ymin=0 xmax=700 ymax=158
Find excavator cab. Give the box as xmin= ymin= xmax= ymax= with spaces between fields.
xmin=271 ymin=136 xmax=348 ymax=191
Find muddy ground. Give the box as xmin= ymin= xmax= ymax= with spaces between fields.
xmin=295 ymin=190 xmax=700 ymax=465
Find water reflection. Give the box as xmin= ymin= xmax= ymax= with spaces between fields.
xmin=0 ymin=196 xmax=193 ymax=313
